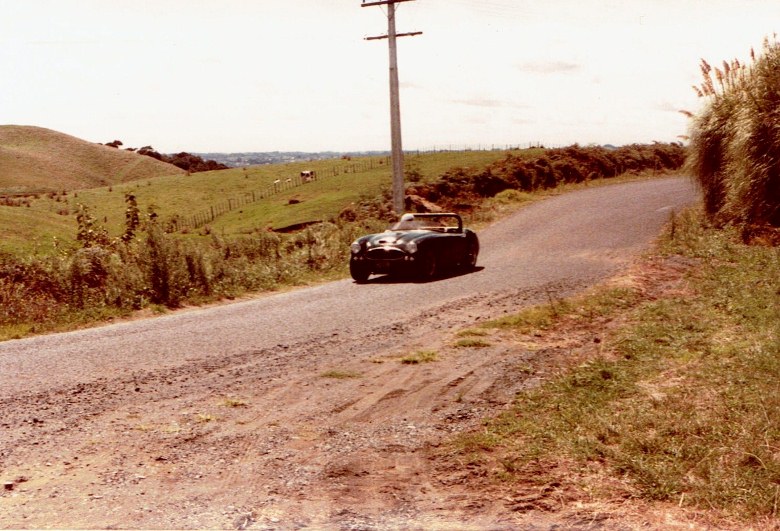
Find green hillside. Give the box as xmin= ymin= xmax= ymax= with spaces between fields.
xmin=0 ymin=125 xmax=185 ymax=194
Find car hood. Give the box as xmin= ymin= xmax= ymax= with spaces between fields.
xmin=361 ymin=230 xmax=432 ymax=246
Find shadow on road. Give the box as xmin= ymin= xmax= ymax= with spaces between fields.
xmin=354 ymin=266 xmax=485 ymax=285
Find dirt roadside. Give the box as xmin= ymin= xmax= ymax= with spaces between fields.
xmin=0 ymin=256 xmax=713 ymax=530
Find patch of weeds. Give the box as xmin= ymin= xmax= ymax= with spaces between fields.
xmin=0 ymin=324 xmax=34 ymax=342
xmin=320 ymin=370 xmax=361 ymax=379
xmin=220 ymin=397 xmax=248 ymax=408
xmin=451 ymin=430 xmax=502 ymax=467
xmin=148 ymin=304 xmax=169 ymax=315
xmin=460 ymin=430 xmax=501 ymax=452
xmin=195 ymin=413 xmax=217 ymax=423
xmin=485 ymin=301 xmax=570 ymax=334
xmin=454 ymin=338 xmax=491 ymax=348
xmin=162 ymin=422 xmax=182 ymax=434
xmin=484 ymin=287 xmax=636 ymax=336
xmin=492 ymin=189 xmax=535 ymax=205
xmin=574 ymin=286 xmax=637 ymax=318
xmin=401 ymin=350 xmax=438 ymax=364
xmin=457 ymin=328 xmax=489 ymax=337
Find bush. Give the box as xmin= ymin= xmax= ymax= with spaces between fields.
xmin=406 ymin=143 xmax=686 ymax=210
xmin=686 ymin=36 xmax=780 ymax=229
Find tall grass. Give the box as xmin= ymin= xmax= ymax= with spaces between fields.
xmin=686 ymin=36 xmax=780 ymax=230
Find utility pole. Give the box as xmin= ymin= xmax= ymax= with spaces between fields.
xmin=362 ymin=0 xmax=421 ymax=214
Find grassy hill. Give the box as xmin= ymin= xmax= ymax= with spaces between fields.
xmin=0 ymin=125 xmax=185 ymax=195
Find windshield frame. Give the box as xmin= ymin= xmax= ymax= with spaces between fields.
xmin=389 ymin=213 xmax=463 ymax=233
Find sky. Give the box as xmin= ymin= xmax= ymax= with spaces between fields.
xmin=2 ymin=0 xmax=778 ymax=153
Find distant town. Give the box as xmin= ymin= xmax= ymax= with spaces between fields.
xmin=191 ymin=143 xmax=593 ymax=168
xmin=193 ymin=151 xmax=391 ymax=168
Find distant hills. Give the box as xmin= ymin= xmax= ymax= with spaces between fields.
xmin=0 ymin=125 xmax=186 ymax=195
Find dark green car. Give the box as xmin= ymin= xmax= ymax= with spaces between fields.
xmin=349 ymin=213 xmax=479 ymax=283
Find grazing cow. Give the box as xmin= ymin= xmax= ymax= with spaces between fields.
xmin=300 ymin=170 xmax=317 ymax=182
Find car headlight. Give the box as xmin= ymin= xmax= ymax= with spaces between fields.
xmin=405 ymin=240 xmax=418 ymax=254
xmin=350 ymin=241 xmax=361 ymax=254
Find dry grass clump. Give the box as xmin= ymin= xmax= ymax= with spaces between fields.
xmin=686 ymin=35 xmax=780 ymax=235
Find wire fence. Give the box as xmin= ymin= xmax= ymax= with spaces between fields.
xmin=167 ymin=156 xmax=390 ymax=232
xmin=410 ymin=142 xmax=551 ymax=154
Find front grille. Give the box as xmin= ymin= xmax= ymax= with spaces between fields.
xmin=366 ymin=247 xmax=406 ymax=261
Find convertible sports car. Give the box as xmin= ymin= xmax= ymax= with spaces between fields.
xmin=349 ymin=212 xmax=479 ymax=282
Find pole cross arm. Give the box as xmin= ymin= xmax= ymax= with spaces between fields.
xmin=361 ymin=0 xmax=416 ymax=6
xmin=365 ymin=31 xmax=422 ymax=41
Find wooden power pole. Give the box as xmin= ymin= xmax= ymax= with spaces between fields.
xmin=362 ymin=0 xmax=421 ymax=215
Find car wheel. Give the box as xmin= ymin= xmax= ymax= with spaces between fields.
xmin=463 ymin=239 xmax=479 ymax=270
xmin=417 ymin=251 xmax=437 ymax=281
xmin=350 ymin=259 xmax=370 ymax=283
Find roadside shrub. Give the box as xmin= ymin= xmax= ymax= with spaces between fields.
xmin=686 ymin=36 xmax=780 ymax=229
xmin=69 ymin=246 xmax=113 ymax=307
xmin=472 ymin=169 xmax=514 ymax=197
xmin=140 ymin=221 xmax=188 ymax=306
xmin=0 ymin=277 xmax=62 ymax=326
xmin=407 ymin=143 xmax=685 ymax=210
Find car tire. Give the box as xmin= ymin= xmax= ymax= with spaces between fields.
xmin=350 ymin=260 xmax=370 ymax=283
xmin=417 ymin=250 xmax=437 ymax=281
xmin=463 ymin=238 xmax=479 ymax=270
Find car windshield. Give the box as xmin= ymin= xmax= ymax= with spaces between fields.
xmin=389 ymin=214 xmax=457 ymax=232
